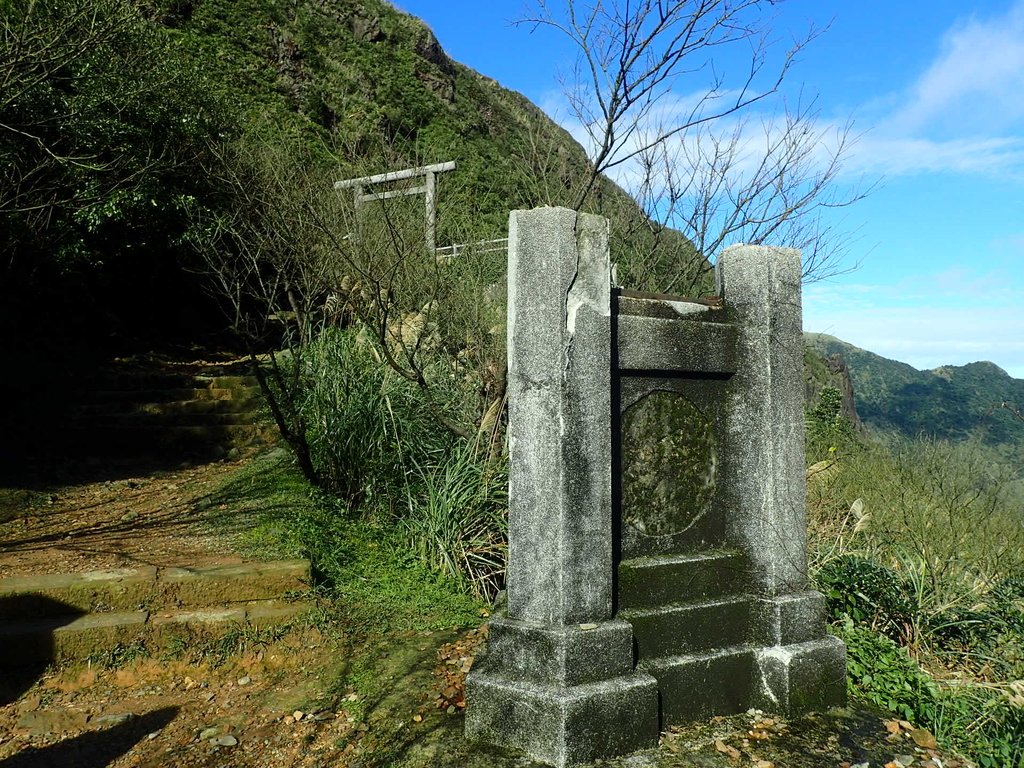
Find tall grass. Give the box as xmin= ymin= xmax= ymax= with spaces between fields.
xmin=402 ymin=438 xmax=507 ymax=600
xmin=262 ymin=326 xmax=510 ymax=599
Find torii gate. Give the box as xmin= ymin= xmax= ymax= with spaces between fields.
xmin=334 ymin=161 xmax=456 ymax=253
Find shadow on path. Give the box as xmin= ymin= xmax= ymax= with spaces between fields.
xmin=0 ymin=707 xmax=179 ymax=768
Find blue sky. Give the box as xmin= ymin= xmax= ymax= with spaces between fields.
xmin=394 ymin=0 xmax=1024 ymax=378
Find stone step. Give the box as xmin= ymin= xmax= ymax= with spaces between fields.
xmin=81 ymin=386 xmax=263 ymax=406
xmin=74 ymin=373 xmax=259 ymax=392
xmin=72 ymin=396 xmax=265 ymax=418
xmin=0 ymin=600 xmax=307 ymax=665
xmin=68 ymin=408 xmax=267 ymax=429
xmin=0 ymin=560 xmax=311 ymax=618
xmin=617 ymin=550 xmax=751 ymax=610
xmin=620 ymin=595 xmax=752 ymax=659
xmin=57 ymin=423 xmax=277 ymax=455
xmin=640 ymin=645 xmax=755 ymax=725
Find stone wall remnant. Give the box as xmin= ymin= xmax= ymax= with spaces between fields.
xmin=466 ymin=208 xmax=846 ymax=767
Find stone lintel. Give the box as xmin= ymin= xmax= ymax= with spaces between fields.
xmin=751 ymin=591 xmax=828 ymax=647
xmin=465 ymin=671 xmax=659 ymax=767
xmin=617 ymin=293 xmax=713 ymax=320
xmin=752 ymin=636 xmax=847 ymax=715
xmin=482 ymin=616 xmax=635 ymax=687
xmin=616 ymin=315 xmax=737 ymax=374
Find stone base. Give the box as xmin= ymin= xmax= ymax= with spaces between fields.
xmin=642 ymin=645 xmax=755 ymax=723
xmin=465 ymin=670 xmax=658 ymax=767
xmin=752 ymin=591 xmax=828 ymax=646
xmin=465 ymin=616 xmax=658 ymax=766
xmin=753 ymin=636 xmax=847 ymax=715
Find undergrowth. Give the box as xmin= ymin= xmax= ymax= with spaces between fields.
xmin=807 ymin=397 xmax=1024 ymax=767
xmin=202 ymin=448 xmax=484 ymax=634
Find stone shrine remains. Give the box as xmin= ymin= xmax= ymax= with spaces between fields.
xmin=465 ymin=207 xmax=846 ymax=767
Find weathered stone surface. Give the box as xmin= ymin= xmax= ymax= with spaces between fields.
xmin=621 ymin=391 xmax=717 ymax=537
xmin=617 ymin=550 xmax=751 ymax=610
xmin=753 ymin=636 xmax=847 ymax=715
xmin=465 ymin=671 xmax=658 ymax=768
xmin=642 ymin=646 xmax=755 ymax=722
xmin=157 ymin=560 xmax=310 ymax=607
xmin=480 ymin=616 xmax=635 ymax=687
xmin=751 ymin=591 xmax=827 ymax=647
xmin=716 ymin=245 xmax=808 ymax=595
xmin=621 ymin=596 xmax=752 ymax=658
xmin=617 ymin=314 xmax=737 ymax=374
xmin=472 ymin=215 xmax=845 ymax=763
xmin=504 ymin=206 xmax=613 ymax=626
xmin=469 ymin=207 xmax=655 ymax=766
xmin=0 ymin=568 xmax=158 ymax=617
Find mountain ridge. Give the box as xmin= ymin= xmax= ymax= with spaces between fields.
xmin=805 ymin=332 xmax=1024 ymax=452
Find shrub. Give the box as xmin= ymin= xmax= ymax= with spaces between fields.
xmin=816 ymin=554 xmax=914 ymax=638
xmin=836 ymin=618 xmax=938 ymax=723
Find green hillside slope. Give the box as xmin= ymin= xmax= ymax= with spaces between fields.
xmin=1 ymin=0 xmax=703 ymax=362
xmin=805 ymin=333 xmax=1024 ymax=449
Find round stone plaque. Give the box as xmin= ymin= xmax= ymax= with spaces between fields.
xmin=621 ymin=391 xmax=717 ymax=537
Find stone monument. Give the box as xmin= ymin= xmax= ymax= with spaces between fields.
xmin=466 ymin=207 xmax=846 ymax=767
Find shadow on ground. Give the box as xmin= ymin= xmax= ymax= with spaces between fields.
xmin=328 ymin=627 xmax=962 ymax=768
xmin=0 ymin=707 xmax=179 ymax=768
xmin=0 ymin=596 xmax=179 ymax=768
xmin=0 ymin=596 xmax=86 ymax=707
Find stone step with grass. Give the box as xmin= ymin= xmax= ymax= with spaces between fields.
xmin=0 ymin=560 xmax=312 ymax=665
xmin=55 ymin=363 xmax=274 ymax=462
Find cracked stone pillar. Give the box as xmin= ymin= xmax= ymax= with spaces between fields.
xmin=465 ymin=207 xmax=658 ymax=767
xmin=716 ymin=245 xmax=846 ymax=714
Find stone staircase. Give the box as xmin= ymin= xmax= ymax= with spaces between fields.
xmin=617 ymin=549 xmax=830 ymax=723
xmin=55 ymin=357 xmax=277 ymax=466
xmin=0 ymin=560 xmax=311 ymax=665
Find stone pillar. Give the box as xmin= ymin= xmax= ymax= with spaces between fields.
xmin=716 ymin=244 xmax=845 ymax=714
xmin=465 ymin=208 xmax=658 ymax=767
xmin=716 ymin=245 xmax=807 ymax=594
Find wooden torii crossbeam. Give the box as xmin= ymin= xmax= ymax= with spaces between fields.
xmin=334 ymin=161 xmax=456 ymax=253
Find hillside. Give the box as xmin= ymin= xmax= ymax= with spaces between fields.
xmin=0 ymin=0 xmax=702 ymax=358
xmin=805 ymin=333 xmax=1024 ymax=450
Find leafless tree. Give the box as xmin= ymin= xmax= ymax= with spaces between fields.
xmin=193 ymin=137 xmax=509 ymax=481
xmin=522 ymin=0 xmax=869 ymax=293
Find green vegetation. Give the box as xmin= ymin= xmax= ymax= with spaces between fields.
xmin=202 ymin=447 xmax=485 ymax=632
xmin=5 ymin=0 xmax=1023 ymax=764
xmin=807 ymin=333 xmax=1024 ymax=456
xmin=806 ymin=399 xmax=1024 ymax=766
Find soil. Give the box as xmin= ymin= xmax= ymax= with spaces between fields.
xmin=0 ymin=456 xmax=973 ymax=768
xmin=0 ymin=460 xmax=248 ymax=578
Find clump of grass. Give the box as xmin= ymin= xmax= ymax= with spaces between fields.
xmin=401 ymin=439 xmax=507 ymax=601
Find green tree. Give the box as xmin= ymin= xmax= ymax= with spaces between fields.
xmin=0 ymin=0 xmax=230 ymax=346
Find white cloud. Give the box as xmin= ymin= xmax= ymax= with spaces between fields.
xmin=803 ymin=275 xmax=1024 ymax=378
xmin=885 ymin=3 xmax=1024 ymax=137
xmin=847 ymin=2 xmax=1024 ymax=178
xmin=845 ymin=135 xmax=1024 ymax=178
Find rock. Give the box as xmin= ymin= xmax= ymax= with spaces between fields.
xmin=211 ymin=734 xmax=238 ymax=747
xmin=199 ymin=726 xmax=220 ymax=740
xmin=911 ymin=728 xmax=938 ymax=749
xmin=96 ymin=713 xmax=132 ymax=726
xmin=237 ymin=676 xmax=251 ymax=686
xmin=17 ymin=709 xmax=88 ymax=736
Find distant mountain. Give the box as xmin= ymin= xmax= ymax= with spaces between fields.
xmin=805 ymin=333 xmax=1024 ymax=449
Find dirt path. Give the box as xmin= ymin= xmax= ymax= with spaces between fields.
xmin=0 ymin=460 xmax=249 ymax=579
